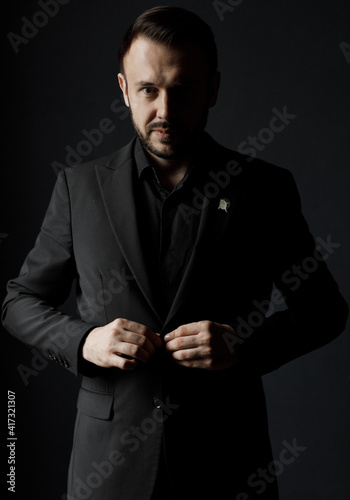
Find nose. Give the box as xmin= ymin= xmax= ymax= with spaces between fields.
xmin=156 ymin=91 xmax=176 ymax=121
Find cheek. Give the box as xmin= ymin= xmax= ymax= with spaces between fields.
xmin=130 ymin=99 xmax=155 ymax=126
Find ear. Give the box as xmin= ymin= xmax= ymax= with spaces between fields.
xmin=208 ymin=71 xmax=221 ymax=108
xmin=118 ymin=73 xmax=130 ymax=108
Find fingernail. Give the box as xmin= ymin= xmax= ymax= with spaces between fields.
xmin=164 ymin=334 xmax=170 ymax=342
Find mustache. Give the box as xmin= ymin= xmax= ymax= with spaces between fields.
xmin=147 ymin=121 xmax=185 ymax=132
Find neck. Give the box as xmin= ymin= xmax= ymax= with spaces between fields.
xmin=148 ymin=153 xmax=191 ymax=190
xmin=144 ymin=133 xmax=204 ymax=190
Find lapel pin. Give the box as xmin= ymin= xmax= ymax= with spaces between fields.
xmin=218 ymin=197 xmax=231 ymax=213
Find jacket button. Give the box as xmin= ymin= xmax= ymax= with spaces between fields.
xmin=153 ymin=396 xmax=162 ymax=409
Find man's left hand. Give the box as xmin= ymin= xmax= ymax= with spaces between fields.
xmin=164 ymin=320 xmax=238 ymax=370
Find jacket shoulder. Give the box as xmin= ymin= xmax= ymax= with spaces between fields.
xmin=211 ymin=136 xmax=294 ymax=186
xmin=61 ymin=137 xmax=136 ymax=180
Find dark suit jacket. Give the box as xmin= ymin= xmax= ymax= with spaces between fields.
xmin=2 ymin=135 xmax=348 ymax=499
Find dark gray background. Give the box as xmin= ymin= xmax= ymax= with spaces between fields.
xmin=3 ymin=0 xmax=350 ymax=498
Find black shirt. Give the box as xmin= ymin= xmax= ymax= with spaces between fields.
xmin=134 ymin=137 xmax=206 ymax=319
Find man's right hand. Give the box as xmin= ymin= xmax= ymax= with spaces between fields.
xmin=82 ymin=318 xmax=163 ymax=370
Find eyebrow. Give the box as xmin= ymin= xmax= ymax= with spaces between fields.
xmin=134 ymin=79 xmax=199 ymax=87
xmin=135 ymin=81 xmax=155 ymax=87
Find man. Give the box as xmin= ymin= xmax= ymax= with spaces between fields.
xmin=2 ymin=6 xmax=348 ymax=500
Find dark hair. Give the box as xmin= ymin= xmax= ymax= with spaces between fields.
xmin=119 ymin=6 xmax=218 ymax=75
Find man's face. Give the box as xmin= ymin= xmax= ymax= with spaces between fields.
xmin=118 ymin=36 xmax=220 ymax=161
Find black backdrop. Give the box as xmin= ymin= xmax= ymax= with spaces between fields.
xmin=3 ymin=0 xmax=350 ymax=498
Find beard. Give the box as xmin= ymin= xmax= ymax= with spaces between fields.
xmin=129 ymin=106 xmax=209 ymax=160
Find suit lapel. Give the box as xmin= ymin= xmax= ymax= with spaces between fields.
xmin=95 ymin=139 xmax=163 ymax=324
xmin=164 ymin=152 xmax=245 ymax=329
xmin=95 ymin=136 xmax=246 ymax=330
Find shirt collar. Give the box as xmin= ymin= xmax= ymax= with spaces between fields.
xmin=134 ymin=138 xmax=152 ymax=179
xmin=134 ymin=132 xmax=212 ymax=183
xmin=134 ymin=137 xmax=197 ymax=192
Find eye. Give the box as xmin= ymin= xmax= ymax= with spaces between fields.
xmin=142 ymin=87 xmax=157 ymax=97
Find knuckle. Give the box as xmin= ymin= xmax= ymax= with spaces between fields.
xmin=205 ymin=346 xmax=213 ymax=358
xmin=129 ymin=344 xmax=141 ymax=356
xmin=101 ymin=353 xmax=112 ymax=367
xmin=200 ymin=320 xmax=212 ymax=331
xmin=174 ymin=338 xmax=184 ymax=349
xmin=205 ymin=356 xmax=215 ymax=369
xmin=140 ymin=325 xmax=149 ymax=337
xmin=174 ymin=327 xmax=181 ymax=337
xmin=118 ymin=356 xmax=136 ymax=371
xmin=107 ymin=338 xmax=118 ymax=353
xmin=108 ymin=342 xmax=118 ymax=355
xmin=118 ymin=357 xmax=129 ymax=370
xmin=176 ymin=325 xmax=185 ymax=337
xmin=201 ymin=331 xmax=212 ymax=345
xmin=114 ymin=317 xmax=125 ymax=329
xmin=179 ymin=350 xmax=187 ymax=360
xmin=137 ymin=335 xmax=147 ymax=347
xmin=206 ymin=361 xmax=215 ymax=370
xmin=137 ymin=324 xmax=145 ymax=335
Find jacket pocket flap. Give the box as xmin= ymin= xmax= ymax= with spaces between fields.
xmin=77 ymin=388 xmax=113 ymax=420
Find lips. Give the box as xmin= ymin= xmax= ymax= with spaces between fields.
xmin=152 ymin=129 xmax=180 ymax=138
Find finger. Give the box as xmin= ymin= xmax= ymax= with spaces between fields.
xmin=165 ymin=334 xmax=201 ymax=352
xmin=120 ymin=319 xmax=163 ymax=349
xmin=173 ymin=358 xmax=207 ymax=369
xmin=113 ymin=340 xmax=152 ymax=364
xmin=110 ymin=354 xmax=139 ymax=371
xmin=116 ymin=330 xmax=157 ymax=356
xmin=146 ymin=331 xmax=164 ymax=349
xmin=172 ymin=354 xmax=218 ymax=370
xmin=171 ymin=347 xmax=204 ymax=362
xmin=164 ymin=322 xmax=201 ymax=342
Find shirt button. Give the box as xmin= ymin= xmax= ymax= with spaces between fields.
xmin=153 ymin=396 xmax=162 ymax=409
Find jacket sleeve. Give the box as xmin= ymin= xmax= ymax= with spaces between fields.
xmin=2 ymin=170 xmax=97 ymax=377
xmin=236 ymin=170 xmax=349 ymax=375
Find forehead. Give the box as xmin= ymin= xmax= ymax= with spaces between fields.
xmin=123 ymin=36 xmax=209 ymax=84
